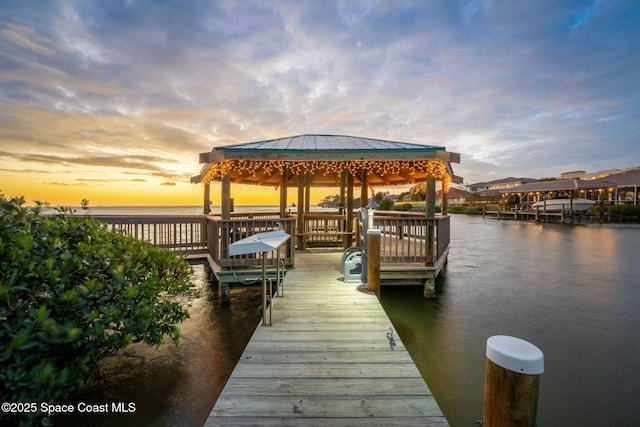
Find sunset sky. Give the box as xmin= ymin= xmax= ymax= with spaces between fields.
xmin=1 ymin=1 xmax=639 ymax=206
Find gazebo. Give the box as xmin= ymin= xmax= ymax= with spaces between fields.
xmin=191 ymin=134 xmax=461 ymax=296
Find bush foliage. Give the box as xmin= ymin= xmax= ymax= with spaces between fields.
xmin=377 ymin=198 xmax=395 ymax=210
xmin=391 ymin=203 xmax=413 ymax=211
xmin=0 ymin=195 xmax=193 ymax=424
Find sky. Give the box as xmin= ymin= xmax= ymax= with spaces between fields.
xmin=1 ymin=0 xmax=639 ymax=206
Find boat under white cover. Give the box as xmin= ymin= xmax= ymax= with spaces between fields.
xmin=531 ymin=198 xmax=595 ymax=211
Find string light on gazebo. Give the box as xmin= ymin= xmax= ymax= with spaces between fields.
xmin=201 ymin=159 xmax=452 ymax=186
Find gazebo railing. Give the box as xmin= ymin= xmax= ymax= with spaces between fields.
xmin=93 ymin=215 xmax=209 ymax=253
xmin=300 ymin=213 xmax=352 ymax=248
xmin=207 ymin=216 xmax=296 ymax=268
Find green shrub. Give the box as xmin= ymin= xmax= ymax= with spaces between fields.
xmin=589 ymin=204 xmax=640 ymax=217
xmin=378 ymin=198 xmax=395 ymax=210
xmin=0 ymin=195 xmax=193 ymax=425
xmin=391 ymin=203 xmax=413 ymax=211
xmin=449 ymin=206 xmax=483 ymax=215
xmin=610 ymin=204 xmax=640 ymax=217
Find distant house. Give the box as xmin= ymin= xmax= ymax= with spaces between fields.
xmin=437 ymin=187 xmax=471 ymax=205
xmin=468 ymin=177 xmax=537 ymax=197
xmin=559 ymin=170 xmax=586 ymax=180
xmin=561 ymin=167 xmax=640 ymax=181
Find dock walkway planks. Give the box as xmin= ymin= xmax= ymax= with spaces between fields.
xmin=204 ymin=251 xmax=449 ymax=426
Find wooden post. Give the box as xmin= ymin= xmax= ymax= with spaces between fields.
xmin=221 ymin=174 xmax=231 ymax=220
xmin=425 ymin=176 xmax=436 ymax=264
xmin=304 ymin=171 xmax=311 ymax=214
xmin=221 ymin=283 xmax=230 ymax=304
xmin=340 ymin=170 xmax=348 ymax=249
xmin=279 ymin=170 xmax=288 ymax=217
xmin=261 ymin=252 xmax=271 ymax=326
xmin=366 ymin=229 xmax=381 ymax=295
xmin=220 ymin=174 xmax=231 ymax=276
xmin=483 ymin=335 xmax=544 ymax=427
xmin=297 ymin=174 xmax=305 ymax=250
xmin=346 ymin=173 xmax=354 ymax=241
xmin=425 ymin=176 xmax=436 ymax=218
xmin=441 ymin=179 xmax=448 ymax=216
xmin=424 ymin=277 xmax=435 ymax=298
xmin=360 ymin=169 xmax=368 ymax=208
xmin=203 ymin=182 xmax=211 ymax=214
xmin=339 ymin=170 xmax=346 ymax=213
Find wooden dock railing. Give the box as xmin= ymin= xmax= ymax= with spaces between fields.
xmin=299 ymin=213 xmax=352 ymax=248
xmin=93 ymin=211 xmax=450 ymax=272
xmin=371 ymin=213 xmax=450 ymax=265
xmin=207 ymin=216 xmax=296 ymax=268
xmin=93 ymin=215 xmax=209 ymax=253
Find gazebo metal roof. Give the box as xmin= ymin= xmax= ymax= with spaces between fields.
xmin=192 ymin=134 xmax=461 ymax=187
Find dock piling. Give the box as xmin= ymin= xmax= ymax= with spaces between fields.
xmin=366 ymin=229 xmax=381 ymax=295
xmin=483 ymin=335 xmax=544 ymax=427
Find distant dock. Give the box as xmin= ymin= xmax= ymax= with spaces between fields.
xmin=482 ymin=204 xmax=583 ymax=223
xmin=203 ymin=251 xmax=448 ymax=426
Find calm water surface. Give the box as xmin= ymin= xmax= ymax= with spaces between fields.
xmin=381 ymin=215 xmax=640 ymax=426
xmin=61 ymin=263 xmax=262 ymax=427
xmin=59 ymin=210 xmax=640 ymax=426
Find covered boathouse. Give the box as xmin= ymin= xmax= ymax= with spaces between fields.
xmin=191 ymin=134 xmax=461 ymax=297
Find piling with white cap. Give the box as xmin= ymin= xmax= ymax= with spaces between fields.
xmin=483 ymin=335 xmax=544 ymax=427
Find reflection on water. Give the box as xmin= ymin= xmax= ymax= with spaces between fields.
xmin=381 ymin=215 xmax=640 ymax=427
xmin=61 ymin=262 xmax=261 ymax=427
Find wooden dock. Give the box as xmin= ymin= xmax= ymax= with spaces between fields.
xmin=203 ymin=251 xmax=448 ymax=426
xmin=482 ymin=205 xmax=583 ymax=223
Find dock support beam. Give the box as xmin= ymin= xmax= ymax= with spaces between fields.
xmin=423 ymin=277 xmax=436 ymax=298
xmin=221 ymin=283 xmax=230 ymax=304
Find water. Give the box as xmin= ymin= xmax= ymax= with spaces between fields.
xmin=52 ymin=209 xmax=640 ymax=426
xmin=380 ymin=215 xmax=640 ymax=426
xmin=60 ymin=263 xmax=262 ymax=427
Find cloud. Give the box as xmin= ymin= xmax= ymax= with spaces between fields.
xmin=0 ymin=0 xmax=638 ymax=192
xmin=160 ymin=181 xmax=176 ymax=186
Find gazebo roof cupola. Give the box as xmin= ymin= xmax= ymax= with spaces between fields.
xmin=192 ymin=134 xmax=461 ymax=187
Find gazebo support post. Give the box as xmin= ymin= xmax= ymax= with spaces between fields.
xmin=441 ymin=179 xmax=448 ymax=216
xmin=360 ymin=169 xmax=368 ymax=208
xmin=297 ymin=173 xmax=305 ymax=250
xmin=339 ymin=171 xmax=349 ymax=249
xmin=304 ymin=171 xmax=311 ymax=215
xmin=203 ymin=182 xmax=211 ymax=215
xmin=346 ymin=172 xmax=354 ymax=247
xmin=221 ymin=174 xmax=231 ymax=220
xmin=425 ymin=175 xmax=436 ymax=218
xmin=339 ymin=170 xmax=346 ymax=215
xmin=279 ymin=170 xmax=288 ymax=217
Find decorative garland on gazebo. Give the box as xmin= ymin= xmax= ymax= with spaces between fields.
xmin=201 ymin=159 xmax=452 ymax=187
